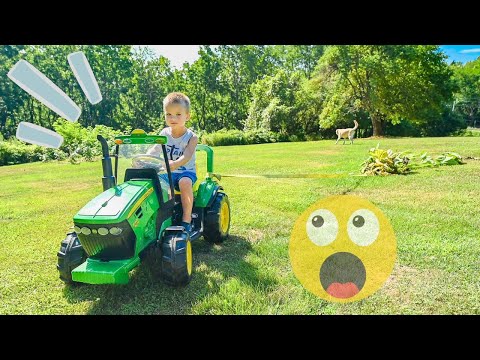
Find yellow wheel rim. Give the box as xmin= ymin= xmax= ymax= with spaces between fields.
xmin=220 ymin=199 xmax=230 ymax=234
xmin=186 ymin=240 xmax=192 ymax=276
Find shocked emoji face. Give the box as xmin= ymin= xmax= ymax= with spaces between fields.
xmin=289 ymin=195 xmax=396 ymax=303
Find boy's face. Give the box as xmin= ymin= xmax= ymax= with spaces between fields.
xmin=165 ymin=103 xmax=190 ymax=129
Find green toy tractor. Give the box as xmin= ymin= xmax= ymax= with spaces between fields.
xmin=56 ymin=129 xmax=230 ymax=286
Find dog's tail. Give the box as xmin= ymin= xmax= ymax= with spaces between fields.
xmin=353 ymin=120 xmax=359 ymax=130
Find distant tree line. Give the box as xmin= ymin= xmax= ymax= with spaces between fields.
xmin=1 ymin=45 xmax=478 ymax=141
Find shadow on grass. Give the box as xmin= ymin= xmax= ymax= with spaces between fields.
xmin=62 ymin=234 xmax=276 ymax=314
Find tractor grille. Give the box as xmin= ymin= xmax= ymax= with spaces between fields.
xmin=74 ymin=220 xmax=135 ymax=260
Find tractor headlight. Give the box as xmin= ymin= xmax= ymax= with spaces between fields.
xmin=98 ymin=227 xmax=109 ymax=236
xmin=80 ymin=227 xmax=91 ymax=235
xmin=109 ymin=227 xmax=123 ymax=236
xmin=74 ymin=226 xmax=81 ymax=233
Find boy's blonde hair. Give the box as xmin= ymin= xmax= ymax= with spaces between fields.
xmin=163 ymin=92 xmax=190 ymax=112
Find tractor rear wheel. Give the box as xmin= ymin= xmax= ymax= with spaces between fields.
xmin=57 ymin=232 xmax=87 ymax=284
xmin=204 ymin=193 xmax=230 ymax=243
xmin=160 ymin=231 xmax=192 ymax=286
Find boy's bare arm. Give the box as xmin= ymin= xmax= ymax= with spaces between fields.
xmin=169 ymin=135 xmax=198 ymax=171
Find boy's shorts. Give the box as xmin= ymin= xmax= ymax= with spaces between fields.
xmin=160 ymin=171 xmax=197 ymax=191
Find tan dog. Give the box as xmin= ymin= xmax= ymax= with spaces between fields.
xmin=335 ymin=120 xmax=359 ymax=145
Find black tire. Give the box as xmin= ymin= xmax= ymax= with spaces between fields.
xmin=160 ymin=231 xmax=192 ymax=286
xmin=203 ymin=193 xmax=230 ymax=243
xmin=57 ymin=232 xmax=87 ymax=284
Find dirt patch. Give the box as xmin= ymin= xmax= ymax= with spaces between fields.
xmin=246 ymin=229 xmax=264 ymax=243
xmin=377 ymin=263 xmax=478 ymax=314
xmin=382 ymin=264 xmax=432 ymax=298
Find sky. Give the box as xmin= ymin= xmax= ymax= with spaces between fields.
xmin=438 ymin=45 xmax=480 ymax=63
xmin=138 ymin=45 xmax=480 ymax=68
xmin=138 ymin=45 xmax=201 ymax=68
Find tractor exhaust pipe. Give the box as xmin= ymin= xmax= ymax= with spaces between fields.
xmin=97 ymin=135 xmax=116 ymax=191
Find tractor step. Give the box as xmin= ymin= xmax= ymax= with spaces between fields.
xmin=71 ymin=257 xmax=140 ymax=284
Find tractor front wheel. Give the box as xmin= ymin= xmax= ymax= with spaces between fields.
xmin=160 ymin=231 xmax=192 ymax=286
xmin=57 ymin=232 xmax=87 ymax=285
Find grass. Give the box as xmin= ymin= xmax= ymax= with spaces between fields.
xmin=1 ymin=137 xmax=479 ymax=314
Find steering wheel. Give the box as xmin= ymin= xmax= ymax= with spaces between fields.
xmin=131 ymin=154 xmax=166 ymax=173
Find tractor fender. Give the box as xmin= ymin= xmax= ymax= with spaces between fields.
xmin=206 ymin=185 xmax=224 ymax=208
xmin=194 ymin=180 xmax=224 ymax=208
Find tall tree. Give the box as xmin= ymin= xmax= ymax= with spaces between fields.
xmin=184 ymin=46 xmax=223 ymax=132
xmin=217 ymin=45 xmax=276 ymax=129
xmin=310 ymin=45 xmax=454 ymax=136
xmin=0 ymin=45 xmax=29 ymax=138
xmin=451 ymin=58 xmax=480 ymax=127
xmin=271 ymin=45 xmax=324 ymax=78
xmin=246 ymin=69 xmax=305 ymax=136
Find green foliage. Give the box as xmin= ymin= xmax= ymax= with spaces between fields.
xmin=435 ymin=152 xmax=464 ymax=166
xmin=244 ymin=129 xmax=280 ymax=144
xmin=270 ymin=46 xmax=325 ymax=78
xmin=53 ymin=119 xmax=122 ymax=163
xmin=386 ymin=109 xmax=467 ymax=137
xmin=414 ymin=151 xmax=464 ymax=167
xmin=1 ymin=44 xmax=477 ymax=157
xmin=201 ymin=128 xmax=280 ymax=146
xmin=0 ymin=121 xmax=125 ymax=166
xmin=245 ymin=69 xmax=321 ymax=139
xmin=451 ymin=58 xmax=480 ymax=127
xmin=459 ymin=128 xmax=480 ymax=137
xmin=361 ymin=144 xmax=464 ymax=175
xmin=361 ymin=144 xmax=411 ymax=176
xmin=201 ymin=129 xmax=247 ymax=146
xmin=0 ymin=139 xmax=46 ymax=166
xmin=310 ymin=45 xmax=454 ymax=136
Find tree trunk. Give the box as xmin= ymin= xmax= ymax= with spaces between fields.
xmin=371 ymin=115 xmax=384 ymax=136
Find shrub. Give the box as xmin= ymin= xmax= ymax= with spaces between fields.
xmin=0 ymin=139 xmax=46 ymax=166
xmin=1 ymin=120 xmax=124 ymax=166
xmin=53 ymin=119 xmax=122 ymax=163
xmin=361 ymin=144 xmax=411 ymax=176
xmin=201 ymin=129 xmax=247 ymax=146
xmin=201 ymin=128 xmax=280 ymax=146
xmin=244 ymin=128 xmax=279 ymax=144
xmin=361 ymin=145 xmax=464 ymax=176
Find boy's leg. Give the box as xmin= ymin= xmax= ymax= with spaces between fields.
xmin=178 ymin=177 xmax=194 ymax=224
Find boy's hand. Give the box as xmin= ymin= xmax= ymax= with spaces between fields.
xmin=168 ymin=160 xmax=177 ymax=171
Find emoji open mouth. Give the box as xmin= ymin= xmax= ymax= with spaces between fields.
xmin=320 ymin=252 xmax=366 ymax=299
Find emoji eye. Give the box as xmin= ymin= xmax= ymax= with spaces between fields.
xmin=306 ymin=209 xmax=338 ymax=246
xmin=347 ymin=209 xmax=380 ymax=246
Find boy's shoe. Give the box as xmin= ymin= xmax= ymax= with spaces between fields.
xmin=181 ymin=221 xmax=192 ymax=235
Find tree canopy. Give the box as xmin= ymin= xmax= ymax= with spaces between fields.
xmin=0 ymin=45 xmax=475 ymax=141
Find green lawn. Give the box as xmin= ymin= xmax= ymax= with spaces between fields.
xmin=1 ymin=137 xmax=479 ymax=314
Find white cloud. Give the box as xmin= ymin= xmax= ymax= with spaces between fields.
xmin=459 ymin=48 xmax=480 ymax=54
xmin=136 ymin=45 xmax=201 ymax=68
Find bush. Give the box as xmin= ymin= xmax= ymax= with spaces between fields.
xmin=360 ymin=144 xmax=464 ymax=176
xmin=53 ymin=119 xmax=122 ymax=163
xmin=0 ymin=139 xmax=46 ymax=166
xmin=361 ymin=144 xmax=411 ymax=176
xmin=0 ymin=121 xmax=124 ymax=166
xmin=457 ymin=129 xmax=480 ymax=137
xmin=201 ymin=129 xmax=247 ymax=146
xmin=201 ymin=128 xmax=281 ymax=146
xmin=244 ymin=128 xmax=279 ymax=144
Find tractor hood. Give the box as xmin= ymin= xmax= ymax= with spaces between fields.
xmin=74 ymin=181 xmax=151 ymax=223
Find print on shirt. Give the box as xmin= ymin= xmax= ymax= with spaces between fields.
xmin=166 ymin=144 xmax=187 ymax=171
xmin=167 ymin=144 xmax=183 ymax=160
